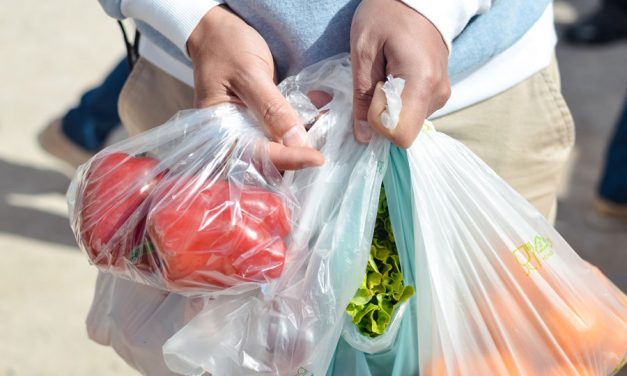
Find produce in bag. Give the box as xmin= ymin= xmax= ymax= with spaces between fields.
xmin=342 ymin=187 xmax=414 ymax=354
xmin=335 ymin=72 xmax=627 ymax=375
xmin=79 ymin=55 xmax=627 ymax=376
xmin=396 ymin=121 xmax=627 ymax=374
xmin=161 ymin=56 xmax=390 ymax=376
xmin=80 ymin=55 xmax=390 ymax=376
xmin=68 ymin=106 xmax=295 ymax=294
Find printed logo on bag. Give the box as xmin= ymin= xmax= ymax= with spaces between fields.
xmin=611 ymin=357 xmax=626 ymax=375
xmin=511 ymin=235 xmax=555 ymax=276
xmin=376 ymin=160 xmax=384 ymax=174
xmin=294 ymin=367 xmax=313 ymax=376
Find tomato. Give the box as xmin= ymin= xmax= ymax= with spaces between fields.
xmin=78 ymin=152 xmax=162 ymax=270
xmin=241 ymin=188 xmax=291 ymax=238
xmin=147 ymin=177 xmax=289 ymax=288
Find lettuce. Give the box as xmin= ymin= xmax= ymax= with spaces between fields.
xmin=346 ymin=188 xmax=414 ymax=337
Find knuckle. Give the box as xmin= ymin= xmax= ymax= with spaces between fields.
xmin=261 ymin=99 xmax=291 ymax=127
xmin=420 ymin=69 xmax=439 ymax=88
xmin=415 ymin=65 xmax=445 ymax=89
xmin=441 ymin=83 xmax=452 ymax=102
xmin=355 ymin=42 xmax=376 ymax=64
xmin=390 ymin=127 xmax=417 ymax=149
xmin=433 ymin=84 xmax=451 ymax=110
xmin=354 ymin=85 xmax=374 ymax=103
xmin=351 ymin=32 xmax=375 ymax=59
xmin=392 ymin=136 xmax=413 ymax=149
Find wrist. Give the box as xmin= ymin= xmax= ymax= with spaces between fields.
xmin=187 ymin=5 xmax=229 ymax=59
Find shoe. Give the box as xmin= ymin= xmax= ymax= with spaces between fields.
xmin=564 ymin=8 xmax=627 ymax=45
xmin=38 ymin=118 xmax=94 ymax=168
xmin=595 ymin=196 xmax=627 ymax=218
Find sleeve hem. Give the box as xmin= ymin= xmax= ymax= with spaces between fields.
xmin=121 ymin=0 xmax=224 ymax=59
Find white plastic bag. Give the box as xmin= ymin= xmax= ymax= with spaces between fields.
xmin=161 ymin=55 xmax=389 ymax=376
xmin=83 ymin=55 xmax=390 ymax=376
xmin=339 ymin=75 xmax=411 ymax=355
xmin=407 ymin=122 xmax=627 ymax=375
xmin=82 ymin=54 xmax=627 ymax=376
xmin=67 ymin=106 xmax=296 ymax=295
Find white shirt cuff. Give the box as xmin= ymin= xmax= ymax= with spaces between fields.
xmin=400 ymin=0 xmax=492 ymax=53
xmin=121 ymin=0 xmax=224 ymax=59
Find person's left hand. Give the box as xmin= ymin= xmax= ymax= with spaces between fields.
xmin=350 ymin=0 xmax=451 ymax=148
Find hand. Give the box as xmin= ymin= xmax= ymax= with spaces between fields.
xmin=350 ymin=0 xmax=451 ymax=148
xmin=187 ymin=5 xmax=324 ymax=170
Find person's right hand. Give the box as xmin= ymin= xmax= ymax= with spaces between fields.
xmin=187 ymin=5 xmax=324 ymax=171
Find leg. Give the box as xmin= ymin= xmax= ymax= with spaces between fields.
xmin=38 ymin=57 xmax=130 ymax=167
xmin=564 ymin=0 xmax=627 ymax=45
xmin=597 ymin=94 xmax=627 ymax=216
xmin=62 ymin=57 xmax=130 ymax=150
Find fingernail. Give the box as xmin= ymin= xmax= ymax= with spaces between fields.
xmin=354 ymin=120 xmax=373 ymax=143
xmin=282 ymin=125 xmax=310 ymax=147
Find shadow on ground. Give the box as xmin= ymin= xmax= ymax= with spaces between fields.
xmin=0 ymin=158 xmax=76 ymax=247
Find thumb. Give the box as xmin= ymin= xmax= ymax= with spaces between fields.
xmin=367 ymin=76 xmax=428 ymax=149
xmin=231 ymin=70 xmax=324 ymax=169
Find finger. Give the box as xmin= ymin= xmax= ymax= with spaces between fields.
xmin=231 ymin=71 xmax=309 ymax=147
xmin=351 ymin=46 xmax=385 ymax=144
xmin=266 ymin=142 xmax=325 ymax=171
xmin=307 ymin=90 xmax=332 ymax=109
xmin=367 ymin=77 xmax=429 ymax=149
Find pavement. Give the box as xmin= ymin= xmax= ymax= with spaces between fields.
xmin=0 ymin=0 xmax=625 ymax=375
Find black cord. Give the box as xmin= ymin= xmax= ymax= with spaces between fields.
xmin=133 ymin=28 xmax=141 ymax=60
xmin=117 ymin=20 xmax=140 ymax=70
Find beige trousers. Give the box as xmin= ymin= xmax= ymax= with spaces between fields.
xmin=118 ymin=57 xmax=575 ymax=222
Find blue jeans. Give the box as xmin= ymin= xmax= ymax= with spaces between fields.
xmin=61 ymin=58 xmax=129 ymax=151
xmin=599 ymin=94 xmax=627 ymax=204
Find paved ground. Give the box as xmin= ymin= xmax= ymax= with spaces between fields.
xmin=0 ymin=0 xmax=625 ymax=375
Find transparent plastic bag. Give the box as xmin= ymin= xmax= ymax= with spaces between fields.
xmin=338 ymin=75 xmax=413 ymax=356
xmin=341 ymin=300 xmax=409 ymax=354
xmin=161 ymin=55 xmax=390 ymax=376
xmin=335 ymin=72 xmax=626 ymax=375
xmin=67 ymin=106 xmax=296 ymax=295
xmin=407 ymin=122 xmax=627 ymax=375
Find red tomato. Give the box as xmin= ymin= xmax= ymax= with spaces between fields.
xmin=78 ymin=152 xmax=162 ymax=270
xmin=147 ymin=177 xmax=289 ymax=288
xmin=240 ymin=188 xmax=291 ymax=238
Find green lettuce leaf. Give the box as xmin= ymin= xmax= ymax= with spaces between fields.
xmin=346 ymin=188 xmax=414 ymax=338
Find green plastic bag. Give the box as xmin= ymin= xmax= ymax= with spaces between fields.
xmin=327 ymin=146 xmax=420 ymax=376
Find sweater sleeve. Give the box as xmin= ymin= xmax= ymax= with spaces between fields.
xmin=98 ymin=0 xmax=224 ymax=58
xmin=400 ymin=0 xmax=492 ymax=53
xmin=98 ymin=0 xmax=125 ymax=19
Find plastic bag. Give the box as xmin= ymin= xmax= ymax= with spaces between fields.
xmin=81 ymin=55 xmax=390 ymax=375
xmin=161 ymin=55 xmax=389 ymax=376
xmin=67 ymin=106 xmax=297 ymax=295
xmin=328 ymin=145 xmax=420 ymax=376
xmin=342 ymin=75 xmax=414 ymax=354
xmin=405 ymin=122 xmax=627 ymax=375
xmin=335 ymin=71 xmax=626 ymax=375
xmin=341 ymin=299 xmax=409 ymax=354
xmin=80 ymin=54 xmax=627 ymax=376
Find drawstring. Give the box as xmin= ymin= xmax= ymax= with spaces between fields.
xmin=117 ymin=20 xmax=141 ymax=70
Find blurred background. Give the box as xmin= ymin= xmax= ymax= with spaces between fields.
xmin=0 ymin=0 xmax=625 ymax=375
